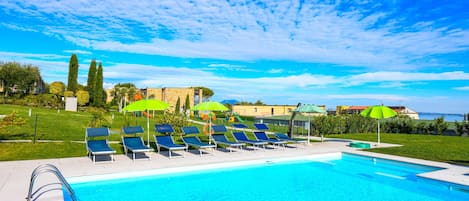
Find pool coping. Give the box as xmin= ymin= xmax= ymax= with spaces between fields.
xmin=0 ymin=140 xmax=467 ymax=201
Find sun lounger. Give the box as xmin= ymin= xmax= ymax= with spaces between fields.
xmin=274 ymin=133 xmax=308 ymax=147
xmin=85 ymin=127 xmax=116 ymax=164
xmin=212 ymin=134 xmax=245 ymax=152
xmin=232 ymin=123 xmax=248 ymax=129
xmin=155 ymin=123 xmax=175 ymax=135
xmin=122 ymin=126 xmax=153 ymax=161
xmin=211 ymin=125 xmax=228 ymax=133
xmin=182 ymin=126 xmax=201 ymax=135
xmin=254 ymin=131 xmax=288 ymax=149
xmin=154 ymin=135 xmax=187 ymax=159
xmin=232 ymin=131 xmax=267 ymax=150
xmin=254 ymin=123 xmax=269 ymax=130
xmin=182 ymin=136 xmax=216 ymax=156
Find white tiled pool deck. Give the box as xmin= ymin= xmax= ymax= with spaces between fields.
xmin=1 ymin=139 xmax=468 ymax=201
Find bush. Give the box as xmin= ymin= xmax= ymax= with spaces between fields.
xmin=88 ymin=107 xmax=111 ymax=128
xmin=156 ymin=112 xmax=190 ymax=134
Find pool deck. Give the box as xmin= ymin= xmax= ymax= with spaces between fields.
xmin=1 ymin=139 xmax=468 ymax=201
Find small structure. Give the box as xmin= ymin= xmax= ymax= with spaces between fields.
xmin=65 ymin=97 xmax=77 ymax=112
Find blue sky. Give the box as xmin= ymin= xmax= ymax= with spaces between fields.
xmin=0 ymin=0 xmax=468 ymax=113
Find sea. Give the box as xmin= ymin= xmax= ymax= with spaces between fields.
xmin=418 ymin=112 xmax=465 ymax=122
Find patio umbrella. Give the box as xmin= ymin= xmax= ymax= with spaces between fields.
xmin=360 ymin=105 xmax=397 ymax=145
xmin=192 ymin=101 xmax=229 ymax=143
xmin=293 ymin=104 xmax=326 ymax=143
xmin=123 ymin=99 xmax=170 ymax=146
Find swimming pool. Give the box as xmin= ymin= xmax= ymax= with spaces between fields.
xmin=66 ymin=153 xmax=468 ymax=201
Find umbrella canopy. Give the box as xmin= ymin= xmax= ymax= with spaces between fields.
xmin=192 ymin=101 xmax=229 ymax=111
xmin=360 ymin=105 xmax=397 ymax=145
xmin=123 ymin=99 xmax=170 ymax=146
xmin=293 ymin=104 xmax=326 ymax=143
xmin=360 ymin=105 xmax=397 ymax=119
xmin=293 ymin=104 xmax=326 ymax=113
xmin=123 ymin=99 xmax=170 ymax=112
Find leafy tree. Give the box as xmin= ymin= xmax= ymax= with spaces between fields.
xmin=433 ymin=117 xmax=448 ymax=135
xmin=0 ymin=62 xmax=42 ymax=97
xmin=175 ymin=97 xmax=181 ymax=113
xmin=110 ymin=83 xmax=137 ymax=112
xmin=93 ymin=62 xmax=104 ymax=107
xmin=254 ymin=100 xmax=266 ymax=105
xmin=64 ymin=90 xmax=74 ymax=97
xmin=86 ymin=59 xmax=97 ymax=102
xmin=67 ymin=54 xmax=79 ymax=92
xmin=49 ymin=81 xmax=65 ymax=97
xmin=76 ymin=90 xmax=90 ymax=106
xmin=194 ymin=86 xmax=214 ymax=101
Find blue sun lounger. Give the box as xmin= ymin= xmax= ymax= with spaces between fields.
xmin=212 ymin=134 xmax=245 ymax=152
xmin=154 ymin=135 xmax=187 ymax=159
xmin=253 ymin=131 xmax=288 ymax=149
xmin=274 ymin=133 xmax=308 ymax=147
xmin=232 ymin=131 xmax=267 ymax=150
xmin=122 ymin=126 xmax=153 ymax=161
xmin=182 ymin=136 xmax=216 ymax=156
xmin=85 ymin=127 xmax=116 ymax=164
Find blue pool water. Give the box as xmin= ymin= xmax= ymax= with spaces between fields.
xmin=67 ymin=153 xmax=468 ymax=201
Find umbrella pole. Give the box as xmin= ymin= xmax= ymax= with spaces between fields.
xmin=208 ymin=118 xmax=212 ymax=144
xmin=147 ymin=109 xmax=150 ymax=146
xmin=308 ymin=116 xmax=311 ymax=145
xmin=377 ymin=120 xmax=380 ymax=145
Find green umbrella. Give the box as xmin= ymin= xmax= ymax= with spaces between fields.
xmin=360 ymin=105 xmax=397 ymax=145
xmin=192 ymin=101 xmax=229 ymax=143
xmin=293 ymin=104 xmax=327 ymax=143
xmin=192 ymin=101 xmax=229 ymax=111
xmin=123 ymin=99 xmax=170 ymax=146
xmin=123 ymin=99 xmax=170 ymax=112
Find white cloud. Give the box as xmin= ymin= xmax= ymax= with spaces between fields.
xmin=2 ymin=0 xmax=468 ymax=71
xmin=453 ymin=86 xmax=469 ymax=91
xmin=63 ymin=50 xmax=92 ymax=55
xmin=326 ymin=94 xmax=409 ymax=102
xmin=345 ymin=71 xmax=469 ymax=86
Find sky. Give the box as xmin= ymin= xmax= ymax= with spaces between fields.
xmin=0 ymin=0 xmax=468 ymax=114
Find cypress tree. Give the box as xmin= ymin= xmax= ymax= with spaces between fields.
xmin=86 ymin=59 xmax=97 ymax=102
xmin=93 ymin=62 xmax=104 ymax=107
xmin=184 ymin=94 xmax=190 ymax=111
xmin=175 ymin=97 xmax=181 ymax=113
xmin=67 ymin=54 xmax=79 ymax=92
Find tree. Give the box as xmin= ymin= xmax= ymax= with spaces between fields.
xmin=49 ymin=81 xmax=65 ymax=97
xmin=76 ymin=90 xmax=90 ymax=106
xmin=67 ymin=54 xmax=79 ymax=92
xmin=184 ymin=94 xmax=190 ymax=111
xmin=110 ymin=83 xmax=137 ymax=112
xmin=194 ymin=86 xmax=214 ymax=101
xmin=86 ymin=59 xmax=97 ymax=102
xmin=0 ymin=62 xmax=42 ymax=97
xmin=64 ymin=91 xmax=74 ymax=97
xmin=93 ymin=62 xmax=104 ymax=107
xmin=175 ymin=97 xmax=181 ymax=113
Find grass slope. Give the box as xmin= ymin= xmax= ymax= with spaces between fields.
xmin=328 ymin=133 xmax=469 ymax=166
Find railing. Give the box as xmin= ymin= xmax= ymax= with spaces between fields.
xmin=26 ymin=164 xmax=77 ymax=201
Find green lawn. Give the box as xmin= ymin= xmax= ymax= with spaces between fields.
xmin=328 ymin=133 xmax=469 ymax=166
xmin=1 ymin=104 xmax=468 ymax=165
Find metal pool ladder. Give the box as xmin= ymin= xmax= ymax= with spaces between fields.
xmin=26 ymin=164 xmax=77 ymax=201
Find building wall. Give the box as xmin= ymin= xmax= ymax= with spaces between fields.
xmin=107 ymin=87 xmax=199 ymax=112
xmin=144 ymin=87 xmax=196 ymax=111
xmin=233 ymin=105 xmax=296 ymax=117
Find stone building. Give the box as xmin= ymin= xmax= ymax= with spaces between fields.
xmin=106 ymin=87 xmax=203 ymax=112
xmin=232 ymin=105 xmax=327 ymax=117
